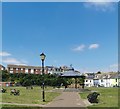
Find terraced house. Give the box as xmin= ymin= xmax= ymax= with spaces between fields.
xmin=7 ymin=64 xmax=48 ymax=74
xmin=85 ymin=72 xmax=120 ymax=87
xmin=109 ymin=73 xmax=120 ymax=87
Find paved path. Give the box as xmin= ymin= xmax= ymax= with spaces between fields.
xmin=44 ymin=92 xmax=87 ymax=108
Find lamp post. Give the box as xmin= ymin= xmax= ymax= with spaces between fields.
xmin=40 ymin=53 xmax=46 ymax=102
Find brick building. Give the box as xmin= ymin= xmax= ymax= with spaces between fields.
xmin=7 ymin=64 xmax=48 ymax=74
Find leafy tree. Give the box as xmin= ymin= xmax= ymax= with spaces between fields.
xmin=97 ymin=71 xmax=101 ymax=74
xmin=2 ymin=71 xmax=71 ymax=87
xmin=1 ymin=70 xmax=10 ymax=82
xmin=22 ymin=79 xmax=32 ymax=86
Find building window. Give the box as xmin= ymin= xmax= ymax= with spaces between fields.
xmin=13 ymin=68 xmax=16 ymax=70
xmin=86 ymin=80 xmax=88 ymax=82
xmin=25 ymin=69 xmax=28 ymax=73
xmin=10 ymin=71 xmax=13 ymax=73
xmin=90 ymin=80 xmax=91 ymax=82
xmin=31 ymin=69 xmax=34 ymax=74
xmin=101 ymin=80 xmax=103 ymax=82
xmin=18 ymin=68 xmax=21 ymax=70
xmin=116 ymin=79 xmax=117 ymax=82
xmin=10 ymin=68 xmax=13 ymax=70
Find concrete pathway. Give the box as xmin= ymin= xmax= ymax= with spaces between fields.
xmin=0 ymin=102 xmax=45 ymax=107
xmin=44 ymin=92 xmax=87 ymax=108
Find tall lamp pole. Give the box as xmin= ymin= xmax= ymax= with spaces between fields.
xmin=40 ymin=53 xmax=46 ymax=102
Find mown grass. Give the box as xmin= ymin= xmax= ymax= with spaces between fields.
xmin=1 ymin=86 xmax=61 ymax=105
xmin=1 ymin=104 xmax=42 ymax=109
xmin=79 ymin=87 xmax=119 ymax=108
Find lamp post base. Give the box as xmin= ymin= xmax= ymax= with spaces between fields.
xmin=42 ymin=90 xmax=45 ymax=102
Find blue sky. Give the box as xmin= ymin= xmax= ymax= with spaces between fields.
xmin=1 ymin=2 xmax=118 ymax=73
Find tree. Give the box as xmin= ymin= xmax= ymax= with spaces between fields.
xmin=22 ymin=79 xmax=32 ymax=86
xmin=78 ymin=75 xmax=85 ymax=89
xmin=97 ymin=71 xmax=101 ymax=74
xmin=1 ymin=70 xmax=10 ymax=82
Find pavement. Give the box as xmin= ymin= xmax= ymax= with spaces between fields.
xmin=44 ymin=90 xmax=90 ymax=108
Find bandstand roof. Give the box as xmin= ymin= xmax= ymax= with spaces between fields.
xmin=61 ymin=71 xmax=83 ymax=77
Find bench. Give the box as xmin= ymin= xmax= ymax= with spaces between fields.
xmin=10 ymin=89 xmax=20 ymax=96
xmin=87 ymin=92 xmax=100 ymax=103
xmin=1 ymin=88 xmax=6 ymax=93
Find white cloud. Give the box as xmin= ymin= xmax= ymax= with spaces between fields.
xmin=110 ymin=64 xmax=117 ymax=67
xmin=110 ymin=64 xmax=118 ymax=68
xmin=2 ymin=58 xmax=28 ymax=65
xmin=72 ymin=44 xmax=85 ymax=51
xmin=89 ymin=44 xmax=99 ymax=49
xmin=84 ymin=1 xmax=116 ymax=12
xmin=0 ymin=51 xmax=11 ymax=56
xmin=0 ymin=51 xmax=28 ymax=65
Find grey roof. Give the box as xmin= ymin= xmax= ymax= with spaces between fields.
xmin=94 ymin=72 xmax=119 ymax=79
xmin=46 ymin=66 xmax=54 ymax=68
xmin=86 ymin=76 xmax=95 ymax=79
xmin=110 ymin=73 xmax=119 ymax=79
xmin=61 ymin=71 xmax=82 ymax=77
xmin=53 ymin=71 xmax=62 ymax=74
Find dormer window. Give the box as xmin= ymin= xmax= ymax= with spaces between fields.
xmin=95 ymin=75 xmax=98 ymax=78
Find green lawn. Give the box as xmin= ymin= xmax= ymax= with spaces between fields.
xmin=79 ymin=87 xmax=119 ymax=108
xmin=1 ymin=104 xmax=42 ymax=109
xmin=1 ymin=86 xmax=61 ymax=106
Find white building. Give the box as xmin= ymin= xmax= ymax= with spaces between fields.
xmin=84 ymin=73 xmax=95 ymax=87
xmin=85 ymin=72 xmax=119 ymax=87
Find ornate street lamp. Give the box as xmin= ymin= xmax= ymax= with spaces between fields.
xmin=40 ymin=53 xmax=46 ymax=102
